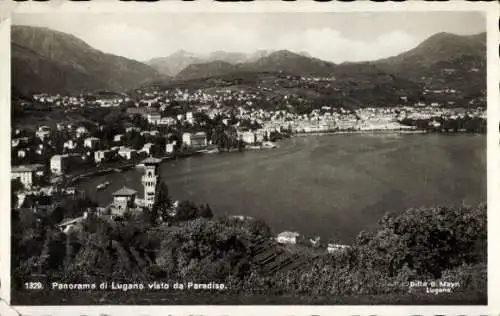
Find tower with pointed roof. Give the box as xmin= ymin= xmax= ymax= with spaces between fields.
xmin=141 ymin=157 xmax=162 ymax=208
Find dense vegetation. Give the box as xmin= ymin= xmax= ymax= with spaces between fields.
xmin=12 ymin=179 xmax=487 ymax=305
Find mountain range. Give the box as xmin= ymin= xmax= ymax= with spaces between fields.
xmin=145 ymin=49 xmax=316 ymax=77
xmin=11 ymin=25 xmax=161 ymax=95
xmin=11 ymin=25 xmax=486 ymax=101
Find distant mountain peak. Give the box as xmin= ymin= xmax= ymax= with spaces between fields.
xmin=170 ymin=49 xmax=198 ymax=58
xmin=11 ymin=25 xmax=160 ymax=94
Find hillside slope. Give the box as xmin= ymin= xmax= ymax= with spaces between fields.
xmin=12 ymin=25 xmax=161 ymax=94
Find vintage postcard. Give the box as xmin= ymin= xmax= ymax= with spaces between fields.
xmin=0 ymin=1 xmax=499 ymax=315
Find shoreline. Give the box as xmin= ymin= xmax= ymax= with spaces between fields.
xmin=292 ymin=129 xmax=427 ymax=137
xmin=64 ymin=129 xmax=484 ymax=186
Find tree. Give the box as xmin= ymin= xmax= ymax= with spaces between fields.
xmin=152 ymin=181 xmax=172 ymax=223
xmin=174 ymin=201 xmax=199 ymax=222
xmin=11 ymin=178 xmax=24 ymax=193
xmin=197 ymin=204 xmax=214 ymax=219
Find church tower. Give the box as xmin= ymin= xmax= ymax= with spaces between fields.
xmin=141 ymin=157 xmax=162 ymax=208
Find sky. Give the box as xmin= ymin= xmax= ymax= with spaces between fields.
xmin=13 ymin=12 xmax=485 ymax=63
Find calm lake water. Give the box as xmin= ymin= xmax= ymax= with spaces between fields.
xmin=78 ymin=134 xmax=486 ymax=243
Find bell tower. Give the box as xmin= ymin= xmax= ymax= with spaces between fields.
xmin=141 ymin=157 xmax=162 ymax=208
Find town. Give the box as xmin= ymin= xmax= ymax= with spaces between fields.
xmin=11 ymin=85 xmax=486 ymax=254
xmin=12 ymin=86 xmax=486 ymax=181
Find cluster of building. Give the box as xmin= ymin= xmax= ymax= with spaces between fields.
xmin=275 ymin=231 xmax=351 ymax=254
xmin=12 ymin=84 xmax=486 ymax=193
xmin=55 ymin=157 xmax=165 ymax=233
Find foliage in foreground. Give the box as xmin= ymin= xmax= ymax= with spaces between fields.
xmin=12 ymin=202 xmax=486 ymax=298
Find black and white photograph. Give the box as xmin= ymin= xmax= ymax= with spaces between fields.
xmin=4 ymin=5 xmax=494 ymax=308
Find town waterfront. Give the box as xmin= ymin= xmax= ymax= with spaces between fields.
xmin=77 ymin=133 xmax=486 ymax=243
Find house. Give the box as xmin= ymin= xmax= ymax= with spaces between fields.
xmin=36 ymin=129 xmax=51 ymax=141
xmin=56 ymin=123 xmax=66 ymax=131
xmin=118 ymin=147 xmax=138 ymax=160
xmin=141 ymin=143 xmax=155 ymax=155
xmin=50 ymin=154 xmax=81 ymax=175
xmin=327 ymin=243 xmax=350 ymax=254
xmin=84 ymin=137 xmax=101 ymax=149
xmin=239 ymin=131 xmax=255 ymax=144
xmin=276 ymin=231 xmax=300 ymax=244
xmin=57 ymin=216 xmax=85 ymax=234
xmin=186 ymin=112 xmax=194 ymax=124
xmin=13 ymin=128 xmax=24 ymax=136
xmin=12 ymin=137 xmax=30 ymax=148
xmin=182 ymin=132 xmax=192 ymax=146
xmin=94 ymin=149 xmax=115 ymax=163
xmin=126 ymin=127 xmax=141 ymax=133
xmin=183 ymin=132 xmax=207 ymax=148
xmin=147 ymin=112 xmax=162 ymax=125
xmin=11 ymin=164 xmax=45 ymax=189
xmin=63 ymin=140 xmax=78 ymax=150
xmin=309 ymin=236 xmax=321 ymax=247
xmin=111 ymin=186 xmax=137 ymax=215
xmin=76 ymin=126 xmax=89 ymax=138
xmin=113 ymin=134 xmax=124 ymax=142
xmin=255 ymin=130 xmax=265 ymax=143
xmin=160 ymin=117 xmax=176 ymax=126
xmin=165 ymin=143 xmax=175 ymax=153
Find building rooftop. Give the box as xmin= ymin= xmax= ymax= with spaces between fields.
xmin=11 ymin=164 xmax=44 ymax=173
xmin=112 ymin=186 xmax=137 ymax=196
xmin=277 ymin=231 xmax=300 ymax=238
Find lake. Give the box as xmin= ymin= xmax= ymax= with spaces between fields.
xmin=77 ymin=134 xmax=486 ymax=243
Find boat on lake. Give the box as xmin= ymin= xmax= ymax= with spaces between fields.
xmin=96 ymin=181 xmax=110 ymax=190
xmin=205 ymin=148 xmax=220 ymax=154
xmin=262 ymin=141 xmax=279 ymax=149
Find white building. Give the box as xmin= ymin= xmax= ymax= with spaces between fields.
xmin=160 ymin=117 xmax=176 ymax=126
xmin=183 ymin=132 xmax=207 ymax=148
xmin=142 ymin=143 xmax=155 ymax=155
xmin=112 ymin=186 xmax=137 ymax=215
xmin=141 ymin=157 xmax=162 ymax=208
xmin=63 ymin=140 xmax=78 ymax=150
xmin=118 ymin=147 xmax=138 ymax=160
xmin=186 ymin=112 xmax=194 ymax=124
xmin=126 ymin=127 xmax=141 ymax=133
xmin=36 ymin=129 xmax=51 ymax=141
xmin=76 ymin=126 xmax=89 ymax=138
xmin=57 ymin=216 xmax=86 ymax=234
xmin=113 ymin=134 xmax=124 ymax=142
xmin=94 ymin=150 xmax=114 ymax=163
xmin=147 ymin=112 xmax=162 ymax=125
xmin=11 ymin=164 xmax=45 ymax=188
xmin=165 ymin=143 xmax=175 ymax=153
xmin=12 ymin=137 xmax=29 ymax=148
xmin=276 ymin=231 xmax=300 ymax=244
xmin=84 ymin=137 xmax=101 ymax=149
xmin=327 ymin=243 xmax=350 ymax=253
xmin=50 ymin=154 xmax=81 ymax=175
xmin=240 ymin=131 xmax=255 ymax=144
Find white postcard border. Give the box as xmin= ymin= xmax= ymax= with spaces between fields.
xmin=0 ymin=1 xmax=498 ymax=315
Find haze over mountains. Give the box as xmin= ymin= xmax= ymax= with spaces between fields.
xmin=11 ymin=25 xmax=486 ymax=100
xmin=146 ymin=49 xmax=315 ymax=77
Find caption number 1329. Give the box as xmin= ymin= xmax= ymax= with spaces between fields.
xmin=24 ymin=282 xmax=44 ymax=290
